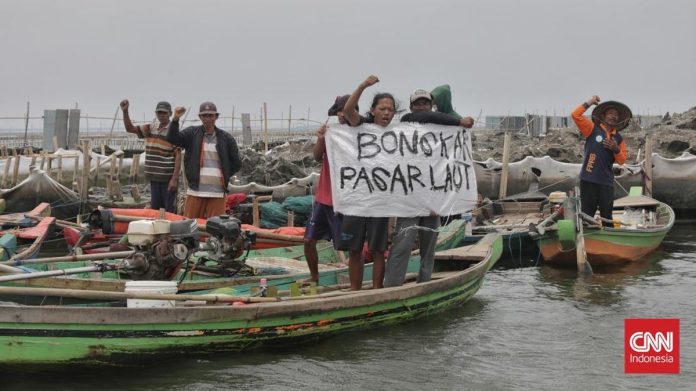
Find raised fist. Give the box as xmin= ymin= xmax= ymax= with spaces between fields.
xmin=120 ymin=99 xmax=129 ymax=111
xmin=173 ymin=106 xmax=186 ymax=119
xmin=361 ymin=75 xmax=380 ymax=88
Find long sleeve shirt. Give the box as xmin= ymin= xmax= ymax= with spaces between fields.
xmin=571 ymin=104 xmax=628 ymax=186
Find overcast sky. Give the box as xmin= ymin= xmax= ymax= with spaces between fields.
xmin=1 ymin=0 xmax=695 ymax=128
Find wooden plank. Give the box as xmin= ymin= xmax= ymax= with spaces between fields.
xmin=498 ymin=131 xmax=511 ymax=199
xmin=643 ymin=134 xmax=653 ymax=197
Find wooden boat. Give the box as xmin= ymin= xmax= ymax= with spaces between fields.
xmin=0 ymin=202 xmax=56 ymax=264
xmin=3 ymin=219 xmax=469 ymax=293
xmin=0 ymin=233 xmax=502 ymax=364
xmin=535 ymin=190 xmax=675 ymax=267
xmin=62 ymin=208 xmax=307 ymax=254
xmin=463 ymin=187 xmax=550 ymax=262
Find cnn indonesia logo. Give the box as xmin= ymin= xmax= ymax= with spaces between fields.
xmin=625 ymin=318 xmax=680 ymax=374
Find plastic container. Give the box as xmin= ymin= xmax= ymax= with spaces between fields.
xmin=259 ymin=278 xmax=268 ymax=297
xmin=124 ymin=280 xmax=178 ymax=308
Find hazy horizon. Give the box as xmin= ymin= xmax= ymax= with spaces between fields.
xmin=2 ymin=0 xmax=694 ymax=129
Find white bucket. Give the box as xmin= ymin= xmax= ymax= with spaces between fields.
xmin=124 ymin=280 xmax=178 ymax=308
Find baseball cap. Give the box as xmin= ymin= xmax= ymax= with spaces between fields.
xmin=410 ymin=89 xmax=432 ymax=104
xmin=328 ymin=95 xmax=358 ymax=116
xmin=155 ymin=101 xmax=172 ymax=113
xmin=199 ymin=101 xmax=218 ymax=115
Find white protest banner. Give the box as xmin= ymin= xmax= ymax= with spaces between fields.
xmin=325 ymin=122 xmax=477 ymax=217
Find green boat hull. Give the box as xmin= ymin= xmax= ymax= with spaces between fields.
xmin=0 ymin=234 xmax=502 ymax=364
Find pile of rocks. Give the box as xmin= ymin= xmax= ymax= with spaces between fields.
xmin=233 ymin=106 xmax=696 ymax=186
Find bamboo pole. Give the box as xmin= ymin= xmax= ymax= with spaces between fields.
xmin=117 ymin=153 xmax=124 ymax=178
xmin=263 ymin=102 xmax=269 ymax=153
xmin=72 ymin=155 xmax=79 ymax=190
xmin=498 ymin=131 xmax=512 ymax=199
xmin=131 ymin=153 xmax=141 ymax=183
xmin=93 ymin=152 xmax=125 ymax=180
xmin=0 ymin=263 xmax=25 ymax=274
xmin=25 ymin=214 xmax=86 ymax=230
xmin=0 ymin=265 xmax=115 ymax=283
xmin=81 ymin=140 xmax=91 ymax=203
xmin=0 ymin=251 xmax=135 ymax=266
xmin=11 ymin=153 xmax=20 ymax=186
xmin=57 ymin=154 xmax=64 ymax=182
xmin=231 ymin=105 xmax=235 ymax=132
xmin=2 ymin=156 xmax=11 ymax=188
xmin=0 ymin=286 xmax=279 ymax=304
xmin=108 ymin=105 xmax=119 ymax=139
xmin=108 ymin=153 xmax=118 ymax=198
xmin=46 ymin=155 xmax=53 ymax=177
xmin=179 ymin=150 xmax=188 ymax=190
xmin=94 ymin=155 xmax=101 ymax=181
xmin=643 ymin=134 xmax=653 ymax=197
xmin=22 ymin=101 xmax=29 ymax=147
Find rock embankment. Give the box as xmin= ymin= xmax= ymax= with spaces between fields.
xmin=235 ymin=106 xmax=696 ymax=186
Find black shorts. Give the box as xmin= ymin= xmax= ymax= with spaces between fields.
xmin=304 ymin=202 xmax=343 ymax=249
xmin=338 ymin=215 xmax=389 ymax=252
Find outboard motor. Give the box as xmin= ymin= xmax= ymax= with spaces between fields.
xmin=197 ymin=215 xmax=256 ymax=275
xmin=120 ymin=219 xmax=200 ymax=280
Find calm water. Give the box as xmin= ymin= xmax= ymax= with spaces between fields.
xmin=4 ymin=225 xmax=695 ymax=390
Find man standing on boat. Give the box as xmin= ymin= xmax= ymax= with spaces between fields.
xmin=120 ymin=99 xmax=181 ymax=213
xmin=571 ymin=95 xmax=631 ymax=224
xmin=302 ymin=95 xmax=354 ymax=282
xmin=383 ymin=89 xmax=474 ymax=287
xmin=167 ymin=102 xmax=241 ymax=219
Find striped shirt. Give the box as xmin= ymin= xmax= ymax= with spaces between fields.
xmin=187 ymin=133 xmax=225 ymax=198
xmin=137 ymin=121 xmax=178 ymax=183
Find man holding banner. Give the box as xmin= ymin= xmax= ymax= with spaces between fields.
xmin=383 ymin=89 xmax=475 ymax=287
xmin=302 ymin=95 xmax=354 ymax=282
xmin=326 ymin=77 xmax=478 ymax=290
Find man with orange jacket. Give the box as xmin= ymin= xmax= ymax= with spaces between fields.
xmin=571 ymin=95 xmax=632 ymax=224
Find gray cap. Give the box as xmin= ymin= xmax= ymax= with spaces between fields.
xmin=155 ymin=101 xmax=172 ymax=113
xmin=199 ymin=101 xmax=218 ymax=115
xmin=410 ymin=89 xmax=432 ymax=104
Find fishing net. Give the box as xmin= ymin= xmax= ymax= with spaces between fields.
xmin=259 ymin=201 xmax=288 ymax=229
xmin=282 ymin=195 xmax=314 ymax=226
xmin=0 ymin=166 xmax=79 ymax=220
xmin=259 ymin=195 xmax=314 ymax=228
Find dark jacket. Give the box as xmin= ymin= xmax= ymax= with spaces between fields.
xmin=166 ymin=119 xmax=241 ymax=192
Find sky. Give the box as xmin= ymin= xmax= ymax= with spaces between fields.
xmin=1 ymin=0 xmax=695 ymax=130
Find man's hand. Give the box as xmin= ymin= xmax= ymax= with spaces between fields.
xmin=120 ymin=99 xmax=129 ymax=112
xmin=587 ymin=95 xmax=601 ymax=106
xmin=173 ymin=106 xmax=186 ymax=120
xmin=361 ymin=75 xmax=379 ymax=88
xmin=603 ymin=137 xmax=620 ymax=153
xmin=460 ymin=117 xmax=475 ymax=128
xmin=168 ymin=178 xmax=178 ymax=193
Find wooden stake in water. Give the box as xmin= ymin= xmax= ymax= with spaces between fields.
xmin=643 ymin=134 xmax=653 ymax=197
xmin=2 ymin=156 xmax=11 ymax=188
xmin=263 ymin=102 xmax=269 ymax=153
xmin=81 ymin=140 xmax=91 ymax=204
xmin=11 ymin=154 xmax=20 ymax=186
xmin=498 ymin=131 xmax=512 ymax=199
